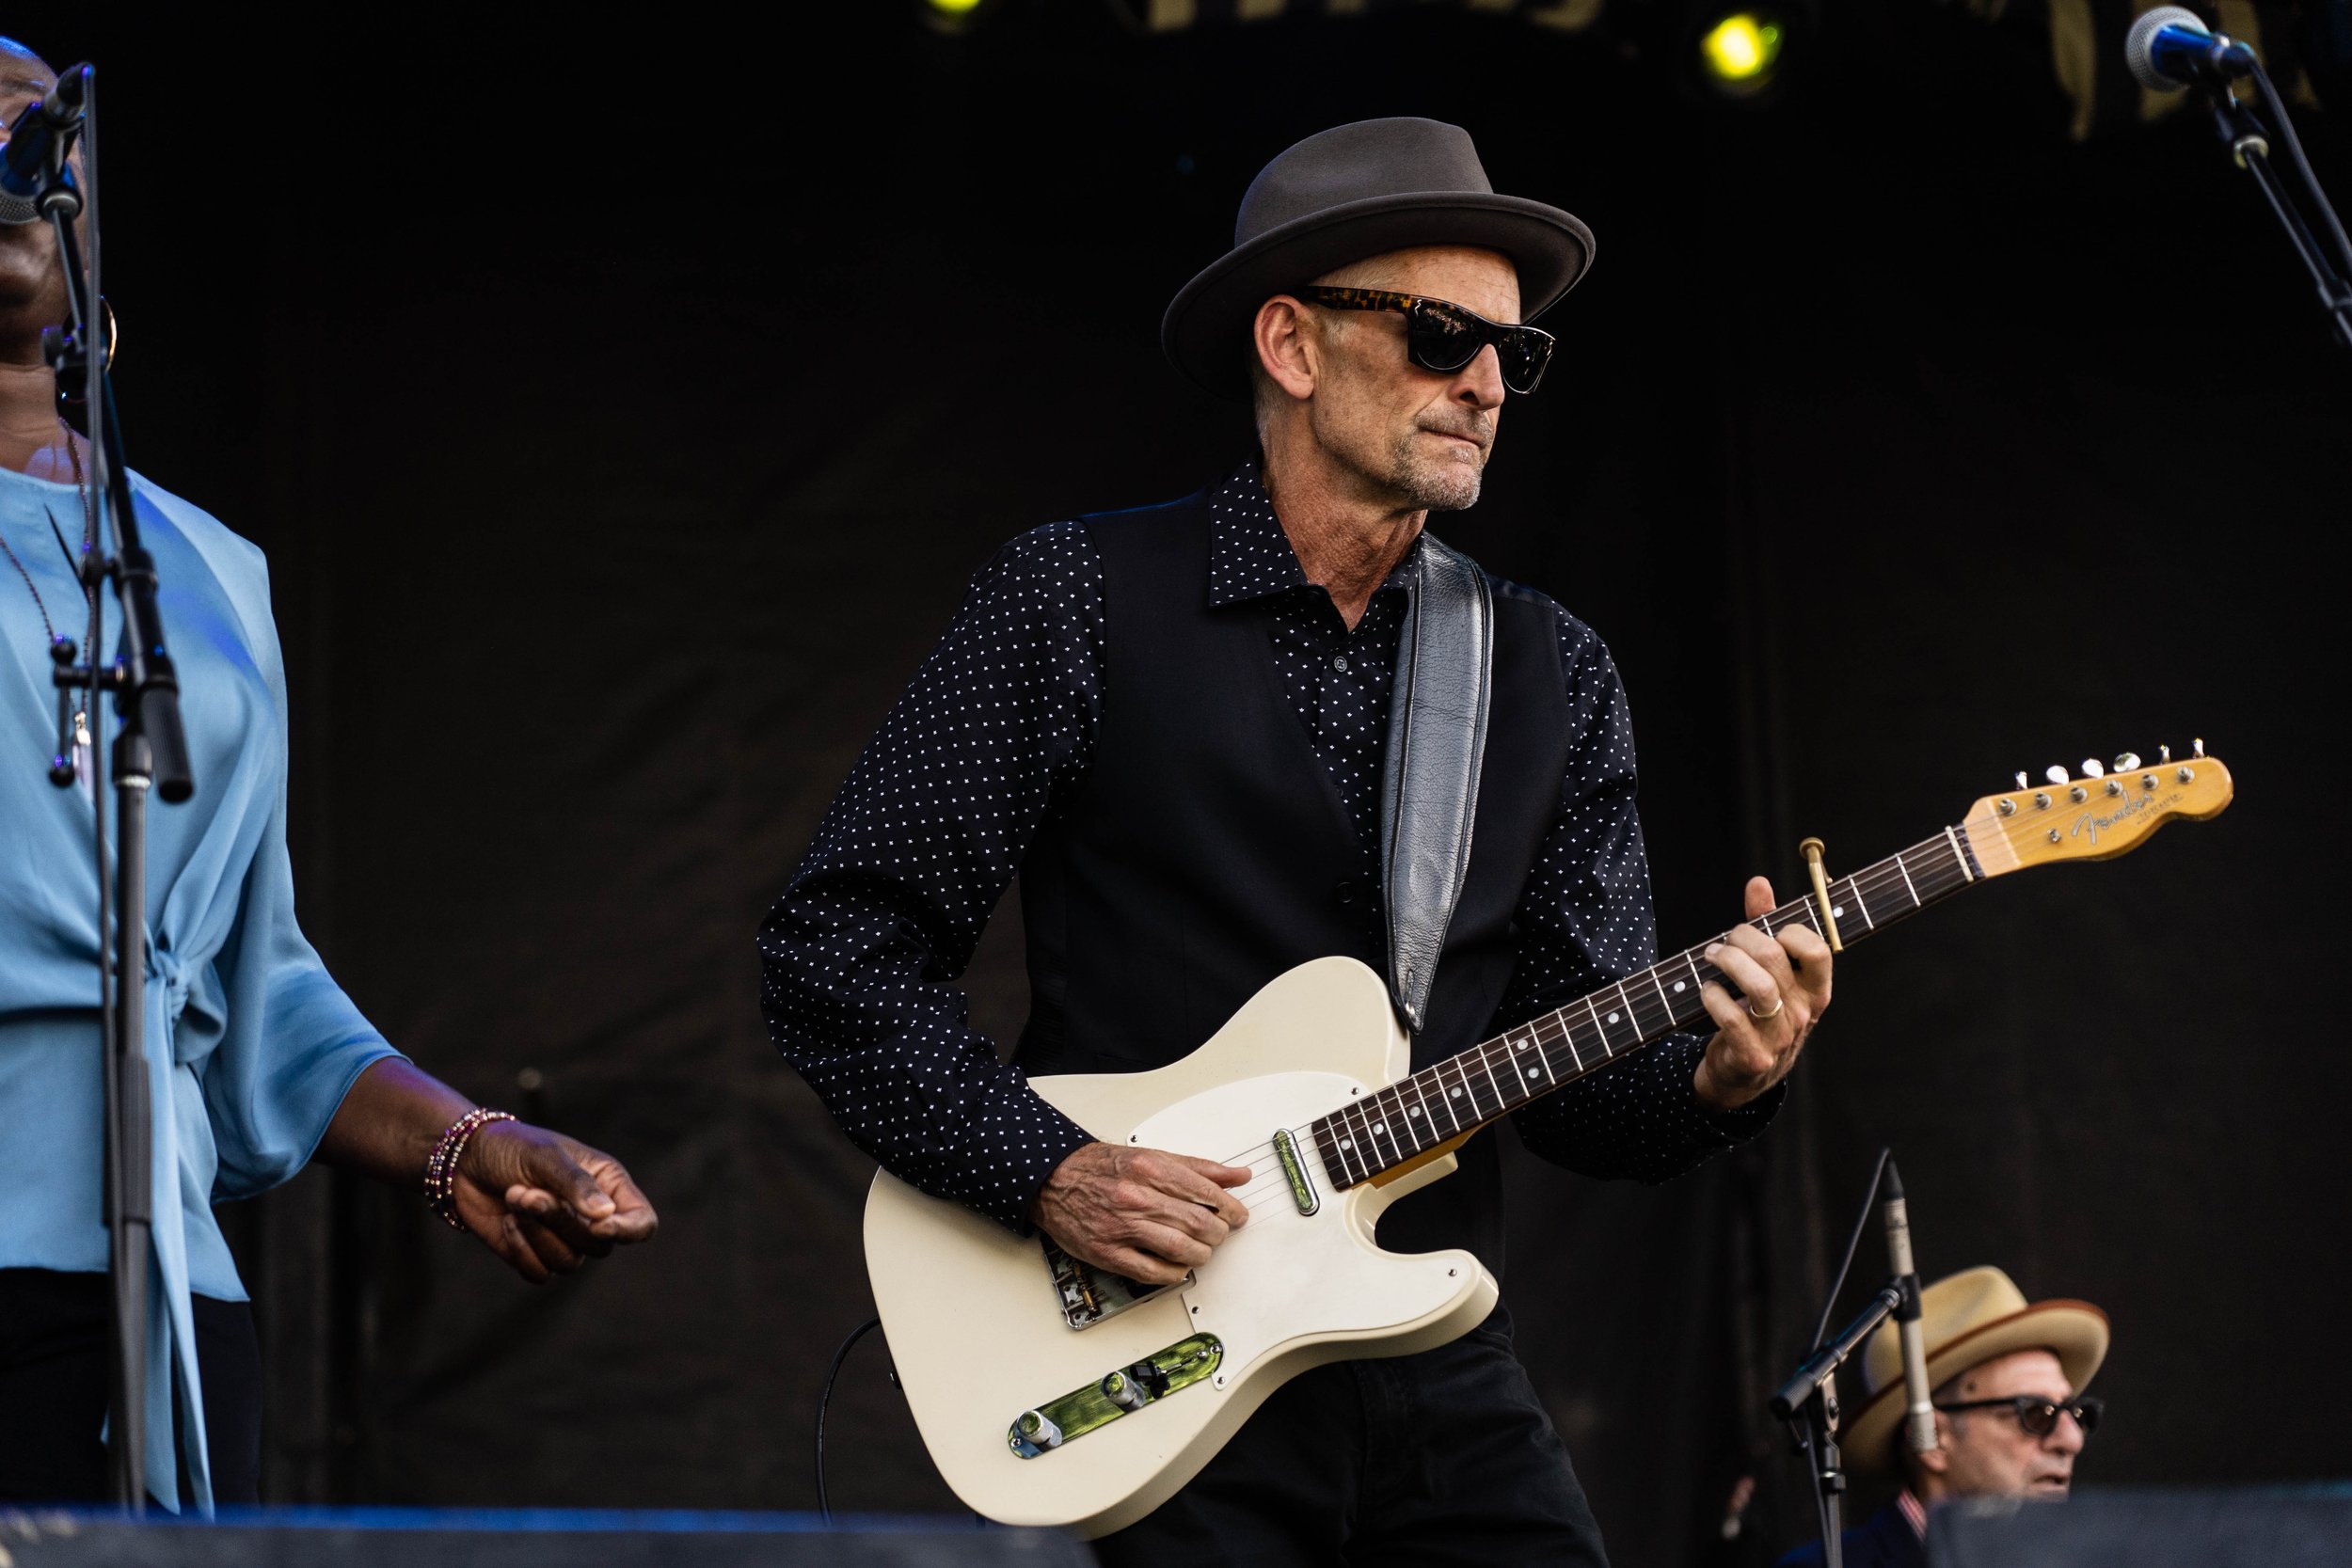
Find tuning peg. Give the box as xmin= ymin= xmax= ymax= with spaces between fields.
xmin=2013 ymin=771 xmax=2030 ymax=791
xmin=2114 ymin=752 xmax=2140 ymax=771
xmin=2159 ymin=744 xmax=2172 ymax=763
xmin=2193 ymin=737 xmax=2205 ymax=757
xmin=2044 ymin=765 xmax=2070 ymax=785
xmin=2081 ymin=758 xmax=2106 ymax=778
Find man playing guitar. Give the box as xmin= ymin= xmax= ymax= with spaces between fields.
xmin=760 ymin=118 xmax=1834 ymax=1564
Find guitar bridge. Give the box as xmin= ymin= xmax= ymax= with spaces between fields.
xmin=1043 ymin=1238 xmax=1184 ymax=1330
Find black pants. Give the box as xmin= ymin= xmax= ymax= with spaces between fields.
xmin=1093 ymin=1307 xmax=1609 ymax=1567
xmin=0 ymin=1268 xmax=263 ymax=1506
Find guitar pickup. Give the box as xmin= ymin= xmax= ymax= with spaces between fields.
xmin=1007 ymin=1334 xmax=1222 ymax=1459
xmin=1273 ymin=1127 xmax=1320 ymax=1215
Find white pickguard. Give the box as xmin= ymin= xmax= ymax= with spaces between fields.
xmin=1127 ymin=1071 xmax=1471 ymax=1380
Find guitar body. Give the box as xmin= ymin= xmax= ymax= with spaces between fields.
xmin=863 ymin=956 xmax=1498 ymax=1538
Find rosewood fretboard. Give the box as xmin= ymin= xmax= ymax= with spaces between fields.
xmin=1309 ymin=827 xmax=1983 ymax=1190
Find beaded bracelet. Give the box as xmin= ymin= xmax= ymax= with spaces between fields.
xmin=423 ymin=1106 xmax=516 ymax=1232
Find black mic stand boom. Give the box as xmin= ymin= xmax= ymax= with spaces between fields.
xmin=1768 ymin=1283 xmax=1906 ymax=1568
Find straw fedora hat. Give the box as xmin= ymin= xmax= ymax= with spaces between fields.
xmin=1161 ymin=117 xmax=1595 ymax=399
xmin=1844 ymin=1265 xmax=2109 ymax=1473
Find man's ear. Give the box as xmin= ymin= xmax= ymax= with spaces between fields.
xmin=1252 ymin=295 xmax=1317 ymax=403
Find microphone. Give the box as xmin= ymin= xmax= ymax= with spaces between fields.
xmin=0 ymin=64 xmax=89 ymax=221
xmin=2126 ymin=7 xmax=2259 ymax=93
xmin=1882 ymin=1161 xmax=1937 ymax=1455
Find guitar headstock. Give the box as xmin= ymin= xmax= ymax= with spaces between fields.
xmin=1961 ymin=742 xmax=2233 ymax=877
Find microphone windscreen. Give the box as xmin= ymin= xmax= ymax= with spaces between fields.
xmin=2126 ymin=6 xmax=2210 ymax=93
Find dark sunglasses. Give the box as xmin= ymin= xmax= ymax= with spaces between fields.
xmin=1298 ymin=286 xmax=1556 ymax=395
xmin=1934 ymin=1394 xmax=2105 ymax=1439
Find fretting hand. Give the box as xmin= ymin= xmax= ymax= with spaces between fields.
xmin=1030 ymin=1141 xmax=1252 ymax=1286
xmin=1693 ymin=876 xmax=1834 ymax=1112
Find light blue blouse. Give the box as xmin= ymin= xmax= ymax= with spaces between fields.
xmin=0 ymin=464 xmax=399 ymax=1511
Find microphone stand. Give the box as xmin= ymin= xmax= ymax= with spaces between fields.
xmin=2201 ymin=67 xmax=2352 ymax=352
xmin=24 ymin=62 xmax=196 ymax=1513
xmin=1767 ymin=1283 xmax=1905 ymax=1568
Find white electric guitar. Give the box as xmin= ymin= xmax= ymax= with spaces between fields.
xmin=864 ymin=747 xmax=2233 ymax=1537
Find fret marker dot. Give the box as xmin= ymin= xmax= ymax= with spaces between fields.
xmin=1673 ymin=980 xmax=1686 ymax=992
xmin=1451 ymin=1088 xmax=1463 ymax=1099
xmin=1408 ymin=1107 xmax=1422 ymax=1117
xmin=1373 ymin=1123 xmax=1386 ymax=1136
xmin=1833 ymin=907 xmax=1845 ymax=918
xmin=1528 ymin=1068 xmax=1543 ymax=1080
xmin=1607 ymin=1011 xmax=1620 ymax=1024
xmin=1341 ymin=1138 xmax=1353 ymax=1149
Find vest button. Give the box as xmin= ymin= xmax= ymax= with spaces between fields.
xmin=1333 ymin=878 xmax=1360 ymax=907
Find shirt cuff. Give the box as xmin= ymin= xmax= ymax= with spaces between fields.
xmin=1704 ymin=1077 xmax=1787 ymax=1140
xmin=978 ymin=1083 xmax=1097 ymax=1235
xmin=1663 ymin=1033 xmax=1787 ymax=1148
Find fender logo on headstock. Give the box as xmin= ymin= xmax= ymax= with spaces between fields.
xmin=2069 ymin=786 xmax=2181 ymax=847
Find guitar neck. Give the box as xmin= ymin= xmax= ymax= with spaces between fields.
xmin=1311 ymin=825 xmax=1986 ymax=1191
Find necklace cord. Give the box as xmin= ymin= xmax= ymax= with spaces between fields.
xmin=2 ymin=422 xmax=101 ymax=782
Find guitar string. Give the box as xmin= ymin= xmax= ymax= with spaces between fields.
xmin=1208 ymin=795 xmax=2202 ymax=1217
xmin=1216 ymin=847 xmax=1955 ymax=1202
xmin=1288 ymin=829 xmax=2010 ymax=1201
xmin=1281 ymin=847 xmax=1940 ymax=1149
xmin=1202 ymin=846 xmax=1971 ymax=1213
xmin=1211 ymin=793 xmax=2167 ymax=1196
xmin=1199 ymin=784 xmax=2201 ymax=1213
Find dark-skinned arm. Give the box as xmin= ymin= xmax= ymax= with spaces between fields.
xmin=316 ymin=1058 xmax=658 ymax=1284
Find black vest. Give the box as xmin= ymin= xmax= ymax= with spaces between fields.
xmin=1014 ymin=491 xmax=1573 ymax=1277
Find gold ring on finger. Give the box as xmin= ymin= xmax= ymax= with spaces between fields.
xmin=1747 ymin=995 xmax=1785 ymax=1021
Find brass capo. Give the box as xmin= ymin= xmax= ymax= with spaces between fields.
xmin=1800 ymin=837 xmax=1842 ymax=952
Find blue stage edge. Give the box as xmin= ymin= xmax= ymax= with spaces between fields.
xmin=0 ymin=1507 xmax=1094 ymax=1565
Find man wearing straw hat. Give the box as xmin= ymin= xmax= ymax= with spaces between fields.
xmin=1778 ymin=1266 xmax=2111 ymax=1568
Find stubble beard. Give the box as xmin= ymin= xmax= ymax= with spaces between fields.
xmin=1384 ymin=427 xmax=1486 ymax=513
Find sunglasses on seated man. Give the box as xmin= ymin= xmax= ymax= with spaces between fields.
xmin=1298 ymin=286 xmax=1556 ymax=395
xmin=1933 ymin=1393 xmax=2105 ymax=1438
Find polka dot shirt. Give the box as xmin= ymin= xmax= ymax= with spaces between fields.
xmin=1205 ymin=469 xmax=1412 ymax=847
xmin=757 ymin=465 xmax=1776 ymax=1231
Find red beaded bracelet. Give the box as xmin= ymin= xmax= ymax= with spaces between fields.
xmin=424 ymin=1107 xmax=516 ymax=1231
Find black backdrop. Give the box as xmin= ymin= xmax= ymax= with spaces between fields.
xmin=16 ymin=4 xmax=2352 ymax=1562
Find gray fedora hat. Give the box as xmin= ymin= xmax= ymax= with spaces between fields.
xmin=1162 ymin=117 xmax=1595 ymax=400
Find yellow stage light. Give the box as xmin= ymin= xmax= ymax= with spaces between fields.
xmin=1699 ymin=13 xmax=1784 ymax=90
xmin=921 ymin=0 xmax=990 ymax=33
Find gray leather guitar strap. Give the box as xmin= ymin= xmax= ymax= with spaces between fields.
xmin=1378 ymin=534 xmax=1493 ymax=1037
